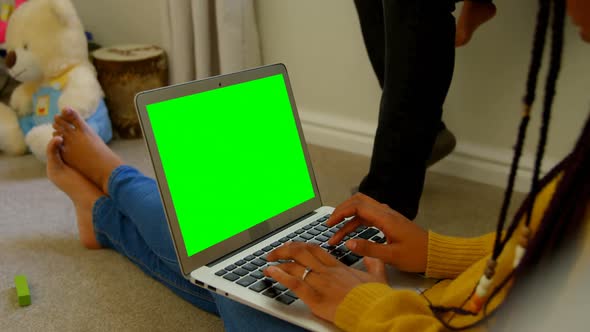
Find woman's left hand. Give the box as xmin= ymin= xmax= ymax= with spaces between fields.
xmin=264 ymin=241 xmax=387 ymax=322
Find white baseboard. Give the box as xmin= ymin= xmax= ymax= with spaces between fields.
xmin=298 ymin=109 xmax=559 ymax=193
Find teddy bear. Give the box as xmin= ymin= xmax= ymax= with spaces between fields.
xmin=0 ymin=0 xmax=112 ymax=162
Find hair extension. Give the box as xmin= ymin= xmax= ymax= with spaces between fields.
xmin=492 ymin=0 xmax=551 ymax=260
xmin=524 ymin=0 xmax=565 ymax=228
xmin=428 ymin=139 xmax=576 ymax=330
xmin=502 ymin=0 xmax=566 ymax=248
xmin=489 ymin=110 xmax=590 ymax=330
xmin=521 ymin=112 xmax=590 ymax=268
xmin=428 ymin=0 xmax=553 ymax=318
xmin=425 ymin=155 xmax=566 ymax=329
xmin=485 ymin=0 xmax=567 ymax=319
xmin=426 ymin=0 xmax=574 ymax=329
xmin=523 ymin=0 xmax=551 ymax=107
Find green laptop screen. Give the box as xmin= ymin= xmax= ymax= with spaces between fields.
xmin=146 ymin=74 xmax=315 ymax=257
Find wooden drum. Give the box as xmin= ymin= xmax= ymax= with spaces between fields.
xmin=92 ymin=45 xmax=168 ymax=138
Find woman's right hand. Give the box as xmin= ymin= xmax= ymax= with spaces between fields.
xmin=326 ymin=193 xmax=429 ymax=273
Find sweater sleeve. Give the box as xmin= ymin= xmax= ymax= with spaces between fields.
xmin=426 ymin=231 xmax=496 ymax=279
xmin=334 ymin=283 xmax=445 ymax=332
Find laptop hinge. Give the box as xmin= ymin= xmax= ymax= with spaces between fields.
xmin=205 ymin=211 xmax=317 ymax=267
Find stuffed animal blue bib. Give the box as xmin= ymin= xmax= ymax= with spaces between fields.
xmin=17 ymin=73 xmax=113 ymax=143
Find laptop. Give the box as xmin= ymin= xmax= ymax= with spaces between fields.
xmin=134 ymin=64 xmax=433 ymax=331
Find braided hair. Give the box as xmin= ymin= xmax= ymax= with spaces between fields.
xmin=424 ymin=0 xmax=582 ymax=329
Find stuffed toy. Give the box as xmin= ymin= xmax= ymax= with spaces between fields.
xmin=0 ymin=0 xmax=112 ymax=162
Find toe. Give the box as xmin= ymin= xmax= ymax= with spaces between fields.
xmin=68 ymin=109 xmax=87 ymax=131
xmin=62 ymin=108 xmax=90 ymax=133
xmin=61 ymin=107 xmax=76 ymax=121
xmin=55 ymin=116 xmax=75 ymax=133
xmin=52 ymin=121 xmax=64 ymax=133
xmin=46 ymin=136 xmax=65 ymax=167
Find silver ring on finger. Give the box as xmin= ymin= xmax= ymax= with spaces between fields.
xmin=301 ymin=266 xmax=312 ymax=281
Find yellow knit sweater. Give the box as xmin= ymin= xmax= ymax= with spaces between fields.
xmin=334 ymin=176 xmax=568 ymax=331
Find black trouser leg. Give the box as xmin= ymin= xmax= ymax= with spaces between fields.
xmin=358 ymin=0 xmax=456 ymax=219
xmin=353 ymin=0 xmax=385 ymax=88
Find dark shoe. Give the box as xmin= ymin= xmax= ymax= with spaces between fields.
xmin=426 ymin=127 xmax=456 ymax=167
xmin=351 ymin=128 xmax=456 ymax=195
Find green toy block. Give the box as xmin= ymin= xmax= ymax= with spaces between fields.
xmin=14 ymin=275 xmax=31 ymax=307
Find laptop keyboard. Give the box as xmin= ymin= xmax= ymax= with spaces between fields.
xmin=214 ymin=214 xmax=385 ymax=306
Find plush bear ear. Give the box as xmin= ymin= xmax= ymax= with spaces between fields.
xmin=48 ymin=0 xmax=82 ymax=27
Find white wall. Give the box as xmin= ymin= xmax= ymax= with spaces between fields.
xmin=255 ymin=0 xmax=590 ymax=190
xmin=446 ymin=0 xmax=590 ymax=169
xmin=256 ymin=0 xmax=381 ymax=124
xmin=71 ymin=0 xmax=166 ymax=48
xmin=67 ymin=0 xmax=589 ymax=190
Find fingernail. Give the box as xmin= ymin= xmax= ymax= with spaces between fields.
xmin=266 ymin=266 xmax=277 ymax=273
xmin=64 ymin=108 xmax=73 ymax=115
xmin=346 ymin=241 xmax=356 ymax=250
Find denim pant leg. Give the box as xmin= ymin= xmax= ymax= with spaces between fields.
xmin=359 ymin=0 xmax=456 ymax=220
xmin=92 ymin=166 xmax=218 ymax=314
xmin=96 ymin=165 xmax=309 ymax=330
xmin=104 ymin=166 xmax=181 ymax=273
xmin=212 ymin=294 xmax=305 ymax=332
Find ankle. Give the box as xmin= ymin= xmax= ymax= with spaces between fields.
xmin=99 ymin=161 xmax=124 ymax=195
xmin=81 ymin=236 xmax=102 ymax=249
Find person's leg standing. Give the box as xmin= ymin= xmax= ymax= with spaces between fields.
xmin=358 ymin=0 xmax=456 ymax=219
xmin=354 ymin=0 xmax=385 ymax=88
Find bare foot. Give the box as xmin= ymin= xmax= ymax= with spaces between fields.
xmin=52 ymin=108 xmax=123 ymax=195
xmin=46 ymin=136 xmax=103 ymax=249
xmin=455 ymin=1 xmax=497 ymax=47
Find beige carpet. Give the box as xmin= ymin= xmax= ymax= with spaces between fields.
xmin=0 ymin=139 xmax=524 ymax=331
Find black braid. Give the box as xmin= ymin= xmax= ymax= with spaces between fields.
xmin=492 ymin=114 xmax=530 ymax=258
xmin=426 ymin=158 xmax=565 ymax=330
xmin=492 ymin=110 xmax=590 ymax=330
xmin=487 ymin=0 xmax=567 ymax=319
xmin=502 ymin=0 xmax=567 ymax=247
xmin=491 ymin=0 xmax=551 ymax=259
xmin=426 ymin=0 xmax=571 ymax=329
xmin=428 ymin=149 xmax=571 ymax=330
xmin=524 ymin=0 xmax=551 ymax=107
xmin=524 ymin=0 xmax=565 ymax=228
xmin=520 ymin=113 xmax=590 ymax=270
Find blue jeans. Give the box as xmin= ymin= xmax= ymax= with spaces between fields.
xmin=92 ymin=165 xmax=304 ymax=331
